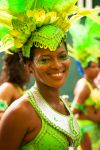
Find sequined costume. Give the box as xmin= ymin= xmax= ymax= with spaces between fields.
xmin=19 ymin=85 xmax=81 ymax=150
xmin=74 ymin=79 xmax=100 ymax=150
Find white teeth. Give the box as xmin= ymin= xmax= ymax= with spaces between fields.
xmin=51 ymin=73 xmax=62 ymax=77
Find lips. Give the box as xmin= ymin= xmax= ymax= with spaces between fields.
xmin=51 ymin=73 xmax=63 ymax=77
xmin=48 ymin=72 xmax=64 ymax=80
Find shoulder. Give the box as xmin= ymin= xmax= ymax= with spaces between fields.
xmin=75 ymin=78 xmax=89 ymax=93
xmin=1 ymin=95 xmax=36 ymax=129
xmin=0 ymin=82 xmax=14 ymax=89
xmin=0 ymin=82 xmax=18 ymax=104
xmin=0 ymin=82 xmax=25 ymax=101
xmin=74 ymin=78 xmax=90 ymax=103
xmin=0 ymin=95 xmax=38 ymax=149
xmin=9 ymin=92 xmax=40 ymax=119
xmin=0 ymin=82 xmax=17 ymax=94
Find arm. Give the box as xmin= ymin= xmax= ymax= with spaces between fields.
xmin=0 ymin=82 xmax=16 ymax=105
xmin=0 ymin=99 xmax=30 ymax=150
xmin=72 ymin=81 xmax=100 ymax=122
xmin=0 ymin=82 xmax=17 ymax=118
xmin=72 ymin=80 xmax=90 ymax=115
xmin=84 ymin=106 xmax=100 ymax=122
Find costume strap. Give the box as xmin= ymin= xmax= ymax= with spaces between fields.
xmin=14 ymin=84 xmax=24 ymax=95
xmin=85 ymin=79 xmax=93 ymax=92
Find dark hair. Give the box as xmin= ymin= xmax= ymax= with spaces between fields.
xmin=0 ymin=53 xmax=30 ymax=88
xmin=98 ymin=57 xmax=100 ymax=68
xmin=85 ymin=61 xmax=93 ymax=69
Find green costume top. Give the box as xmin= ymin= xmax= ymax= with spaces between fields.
xmin=72 ymin=78 xmax=100 ymax=113
xmin=19 ymin=85 xmax=81 ymax=150
xmin=84 ymin=79 xmax=100 ymax=109
xmin=73 ymin=79 xmax=100 ymax=150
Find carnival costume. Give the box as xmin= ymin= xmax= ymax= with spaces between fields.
xmin=69 ymin=16 xmax=100 ymax=150
xmin=0 ymin=0 xmax=100 ymax=149
xmin=18 ymin=84 xmax=81 ymax=150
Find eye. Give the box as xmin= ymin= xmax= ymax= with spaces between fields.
xmin=59 ymin=53 xmax=68 ymax=60
xmin=38 ymin=56 xmax=51 ymax=64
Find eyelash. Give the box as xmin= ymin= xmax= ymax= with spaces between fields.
xmin=39 ymin=57 xmax=51 ymax=64
xmin=37 ymin=53 xmax=68 ymax=65
xmin=59 ymin=54 xmax=68 ymax=60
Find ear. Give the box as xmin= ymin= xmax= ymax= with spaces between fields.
xmin=27 ymin=62 xmax=34 ymax=74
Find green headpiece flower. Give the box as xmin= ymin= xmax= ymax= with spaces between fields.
xmin=0 ymin=0 xmax=100 ymax=57
xmin=69 ymin=14 xmax=100 ymax=67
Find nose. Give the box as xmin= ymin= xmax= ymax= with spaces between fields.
xmin=51 ymin=58 xmax=61 ymax=69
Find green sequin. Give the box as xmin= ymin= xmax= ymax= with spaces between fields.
xmin=18 ymin=87 xmax=81 ymax=150
xmin=0 ymin=100 xmax=8 ymax=111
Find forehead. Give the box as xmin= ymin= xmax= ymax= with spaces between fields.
xmin=33 ymin=43 xmax=67 ymax=56
xmin=90 ymin=62 xmax=98 ymax=66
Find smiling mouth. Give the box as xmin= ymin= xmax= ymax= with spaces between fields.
xmin=51 ymin=73 xmax=63 ymax=77
xmin=48 ymin=72 xmax=65 ymax=80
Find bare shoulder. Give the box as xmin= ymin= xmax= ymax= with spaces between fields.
xmin=75 ymin=78 xmax=89 ymax=93
xmin=0 ymin=82 xmax=14 ymax=89
xmin=74 ymin=78 xmax=90 ymax=103
xmin=3 ymin=95 xmax=34 ymax=121
xmin=0 ymin=94 xmax=39 ymax=149
xmin=0 ymin=82 xmax=17 ymax=104
xmin=0 ymin=82 xmax=16 ymax=95
xmin=0 ymin=94 xmax=38 ymax=133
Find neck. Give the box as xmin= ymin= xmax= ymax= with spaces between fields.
xmin=35 ymin=82 xmax=60 ymax=104
xmin=84 ymin=76 xmax=94 ymax=84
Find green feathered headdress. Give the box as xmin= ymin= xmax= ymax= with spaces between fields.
xmin=0 ymin=0 xmax=100 ymax=57
xmin=69 ymin=14 xmax=100 ymax=67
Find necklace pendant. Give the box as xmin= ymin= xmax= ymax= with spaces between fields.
xmin=68 ymin=146 xmax=74 ymax=150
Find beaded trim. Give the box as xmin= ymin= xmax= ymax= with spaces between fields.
xmin=27 ymin=86 xmax=80 ymax=141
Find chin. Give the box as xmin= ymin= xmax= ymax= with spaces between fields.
xmin=48 ymin=81 xmax=65 ymax=89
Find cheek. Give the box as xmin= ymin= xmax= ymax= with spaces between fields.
xmin=65 ymin=59 xmax=71 ymax=70
xmin=33 ymin=65 xmax=48 ymax=77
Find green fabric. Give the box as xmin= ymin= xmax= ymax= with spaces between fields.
xmin=78 ymin=120 xmax=100 ymax=150
xmin=84 ymin=97 xmax=95 ymax=106
xmin=18 ymin=88 xmax=81 ymax=150
xmin=19 ymin=120 xmax=69 ymax=150
xmin=76 ymin=79 xmax=100 ymax=149
xmin=23 ymin=25 xmax=64 ymax=57
xmin=0 ymin=100 xmax=8 ymax=111
xmin=84 ymin=80 xmax=99 ymax=107
xmin=19 ymin=95 xmax=69 ymax=150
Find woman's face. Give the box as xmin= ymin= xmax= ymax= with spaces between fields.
xmin=31 ymin=43 xmax=70 ymax=88
xmin=86 ymin=62 xmax=99 ymax=79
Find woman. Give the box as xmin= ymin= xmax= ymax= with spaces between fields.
xmin=72 ymin=61 xmax=100 ymax=150
xmin=94 ymin=57 xmax=100 ymax=89
xmin=0 ymin=0 xmax=98 ymax=149
xmin=70 ymin=17 xmax=100 ymax=150
xmin=0 ymin=53 xmax=30 ymax=119
xmin=0 ymin=39 xmax=82 ymax=150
